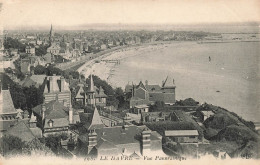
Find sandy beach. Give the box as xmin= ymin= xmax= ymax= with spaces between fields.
xmin=77 ymin=42 xmax=172 ymax=83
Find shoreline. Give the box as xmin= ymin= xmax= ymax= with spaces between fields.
xmin=77 ymin=41 xmax=183 ymax=84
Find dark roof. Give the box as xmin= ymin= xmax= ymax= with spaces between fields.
xmin=145 ymin=85 xmax=161 ymax=92
xmin=5 ymin=121 xmax=37 ymax=142
xmin=94 ymin=125 xmax=160 ymax=145
xmin=32 ymin=100 xmax=69 ymax=119
xmin=95 ymin=138 xmax=117 ymax=149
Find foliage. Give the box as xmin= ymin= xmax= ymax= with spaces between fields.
xmin=0 ymin=135 xmax=24 ymax=155
xmin=35 ymin=44 xmax=48 ymax=56
xmin=4 ymin=37 xmax=26 ymax=52
xmin=203 ymin=113 xmax=238 ymax=130
xmin=145 ymin=121 xmax=197 ymax=136
xmin=22 ymin=138 xmax=53 ymax=156
xmin=200 ymin=103 xmax=256 ymax=131
xmin=44 ymin=134 xmax=62 ymax=153
xmin=46 ymin=65 xmax=64 ymax=76
xmin=175 ymin=98 xmax=199 ymax=106
xmin=149 ymin=101 xmax=165 ymax=112
xmin=34 ymin=65 xmax=47 ymax=75
xmin=212 ymin=125 xmax=259 ymax=144
xmin=0 ymin=73 xmax=43 ymax=110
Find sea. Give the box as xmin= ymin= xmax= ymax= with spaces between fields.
xmin=108 ymin=41 xmax=260 ymax=122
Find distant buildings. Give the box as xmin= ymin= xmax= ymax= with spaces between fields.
xmin=141 ymin=111 xmax=179 ymax=123
xmin=20 ymin=74 xmax=46 ymax=88
xmin=25 ymin=45 xmax=35 ymax=55
xmin=47 ymin=44 xmax=61 ymax=55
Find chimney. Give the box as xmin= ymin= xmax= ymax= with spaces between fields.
xmin=69 ymin=106 xmax=73 ymax=124
xmin=42 ymin=104 xmax=46 ymax=128
xmin=141 ymin=128 xmax=151 ymax=156
xmin=49 ymin=77 xmax=53 ymax=92
xmin=60 ymin=76 xmax=65 ymax=92
xmin=88 ymin=129 xmax=97 ymax=154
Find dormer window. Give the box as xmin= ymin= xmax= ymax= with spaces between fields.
xmin=48 ymin=119 xmax=54 ymax=128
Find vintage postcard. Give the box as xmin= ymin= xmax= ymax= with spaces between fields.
xmin=0 ymin=0 xmax=259 ymax=165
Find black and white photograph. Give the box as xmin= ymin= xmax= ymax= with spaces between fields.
xmin=0 ymin=0 xmax=259 ymax=164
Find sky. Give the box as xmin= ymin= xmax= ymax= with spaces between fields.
xmin=0 ymin=0 xmax=260 ymax=30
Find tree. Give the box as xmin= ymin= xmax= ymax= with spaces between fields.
xmin=0 ymin=135 xmax=24 ymax=156
xmin=4 ymin=37 xmax=26 ymax=52
xmin=44 ymin=135 xmax=62 ymax=153
xmin=149 ymin=101 xmax=165 ymax=112
xmin=35 ymin=44 xmax=48 ymax=56
xmin=22 ymin=138 xmax=53 ymax=156
xmin=34 ymin=65 xmax=47 ymax=75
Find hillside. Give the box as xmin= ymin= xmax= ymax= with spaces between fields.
xmin=196 ymin=103 xmax=259 ymax=158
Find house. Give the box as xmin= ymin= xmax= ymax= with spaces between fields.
xmin=77 ymin=107 xmax=163 ymax=157
xmin=47 ymin=44 xmax=61 ymax=55
xmin=0 ymin=88 xmax=18 ymax=132
xmin=165 ymin=130 xmax=199 ymax=143
xmin=25 ymin=45 xmax=35 ymax=55
xmin=43 ymin=53 xmax=54 ymax=64
xmin=127 ymin=76 xmax=176 ymax=108
xmin=100 ymin=44 xmax=107 ymax=50
xmin=74 ymin=75 xmax=107 ymax=107
xmin=20 ymin=74 xmax=46 ymax=88
xmin=131 ymin=104 xmax=149 ymax=115
xmin=32 ymin=98 xmax=80 ymax=136
xmin=43 ymin=75 xmax=71 ymax=107
xmin=4 ymin=119 xmax=42 ymax=142
xmin=141 ymin=111 xmax=178 ymax=123
xmin=20 ymin=58 xmax=31 ymax=74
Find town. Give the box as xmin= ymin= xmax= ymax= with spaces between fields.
xmin=0 ymin=25 xmax=259 ymax=160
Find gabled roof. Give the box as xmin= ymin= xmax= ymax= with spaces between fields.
xmin=22 ymin=75 xmax=46 ymax=88
xmin=96 ymin=86 xmax=107 ymax=98
xmin=145 ymin=85 xmax=161 ymax=92
xmin=94 ymin=125 xmax=161 ymax=145
xmin=0 ymin=90 xmax=17 ymax=115
xmin=5 ymin=121 xmax=36 ymax=142
xmin=137 ymin=81 xmax=147 ymax=91
xmin=29 ymin=112 xmax=37 ymax=123
xmin=162 ymin=76 xmax=176 ymax=88
xmin=95 ymin=138 xmax=117 ymax=150
xmin=32 ymin=100 xmax=69 ymax=119
xmin=75 ymin=85 xmax=85 ymax=99
xmin=88 ymin=74 xmax=95 ymax=92
xmin=88 ymin=107 xmax=104 ymax=130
